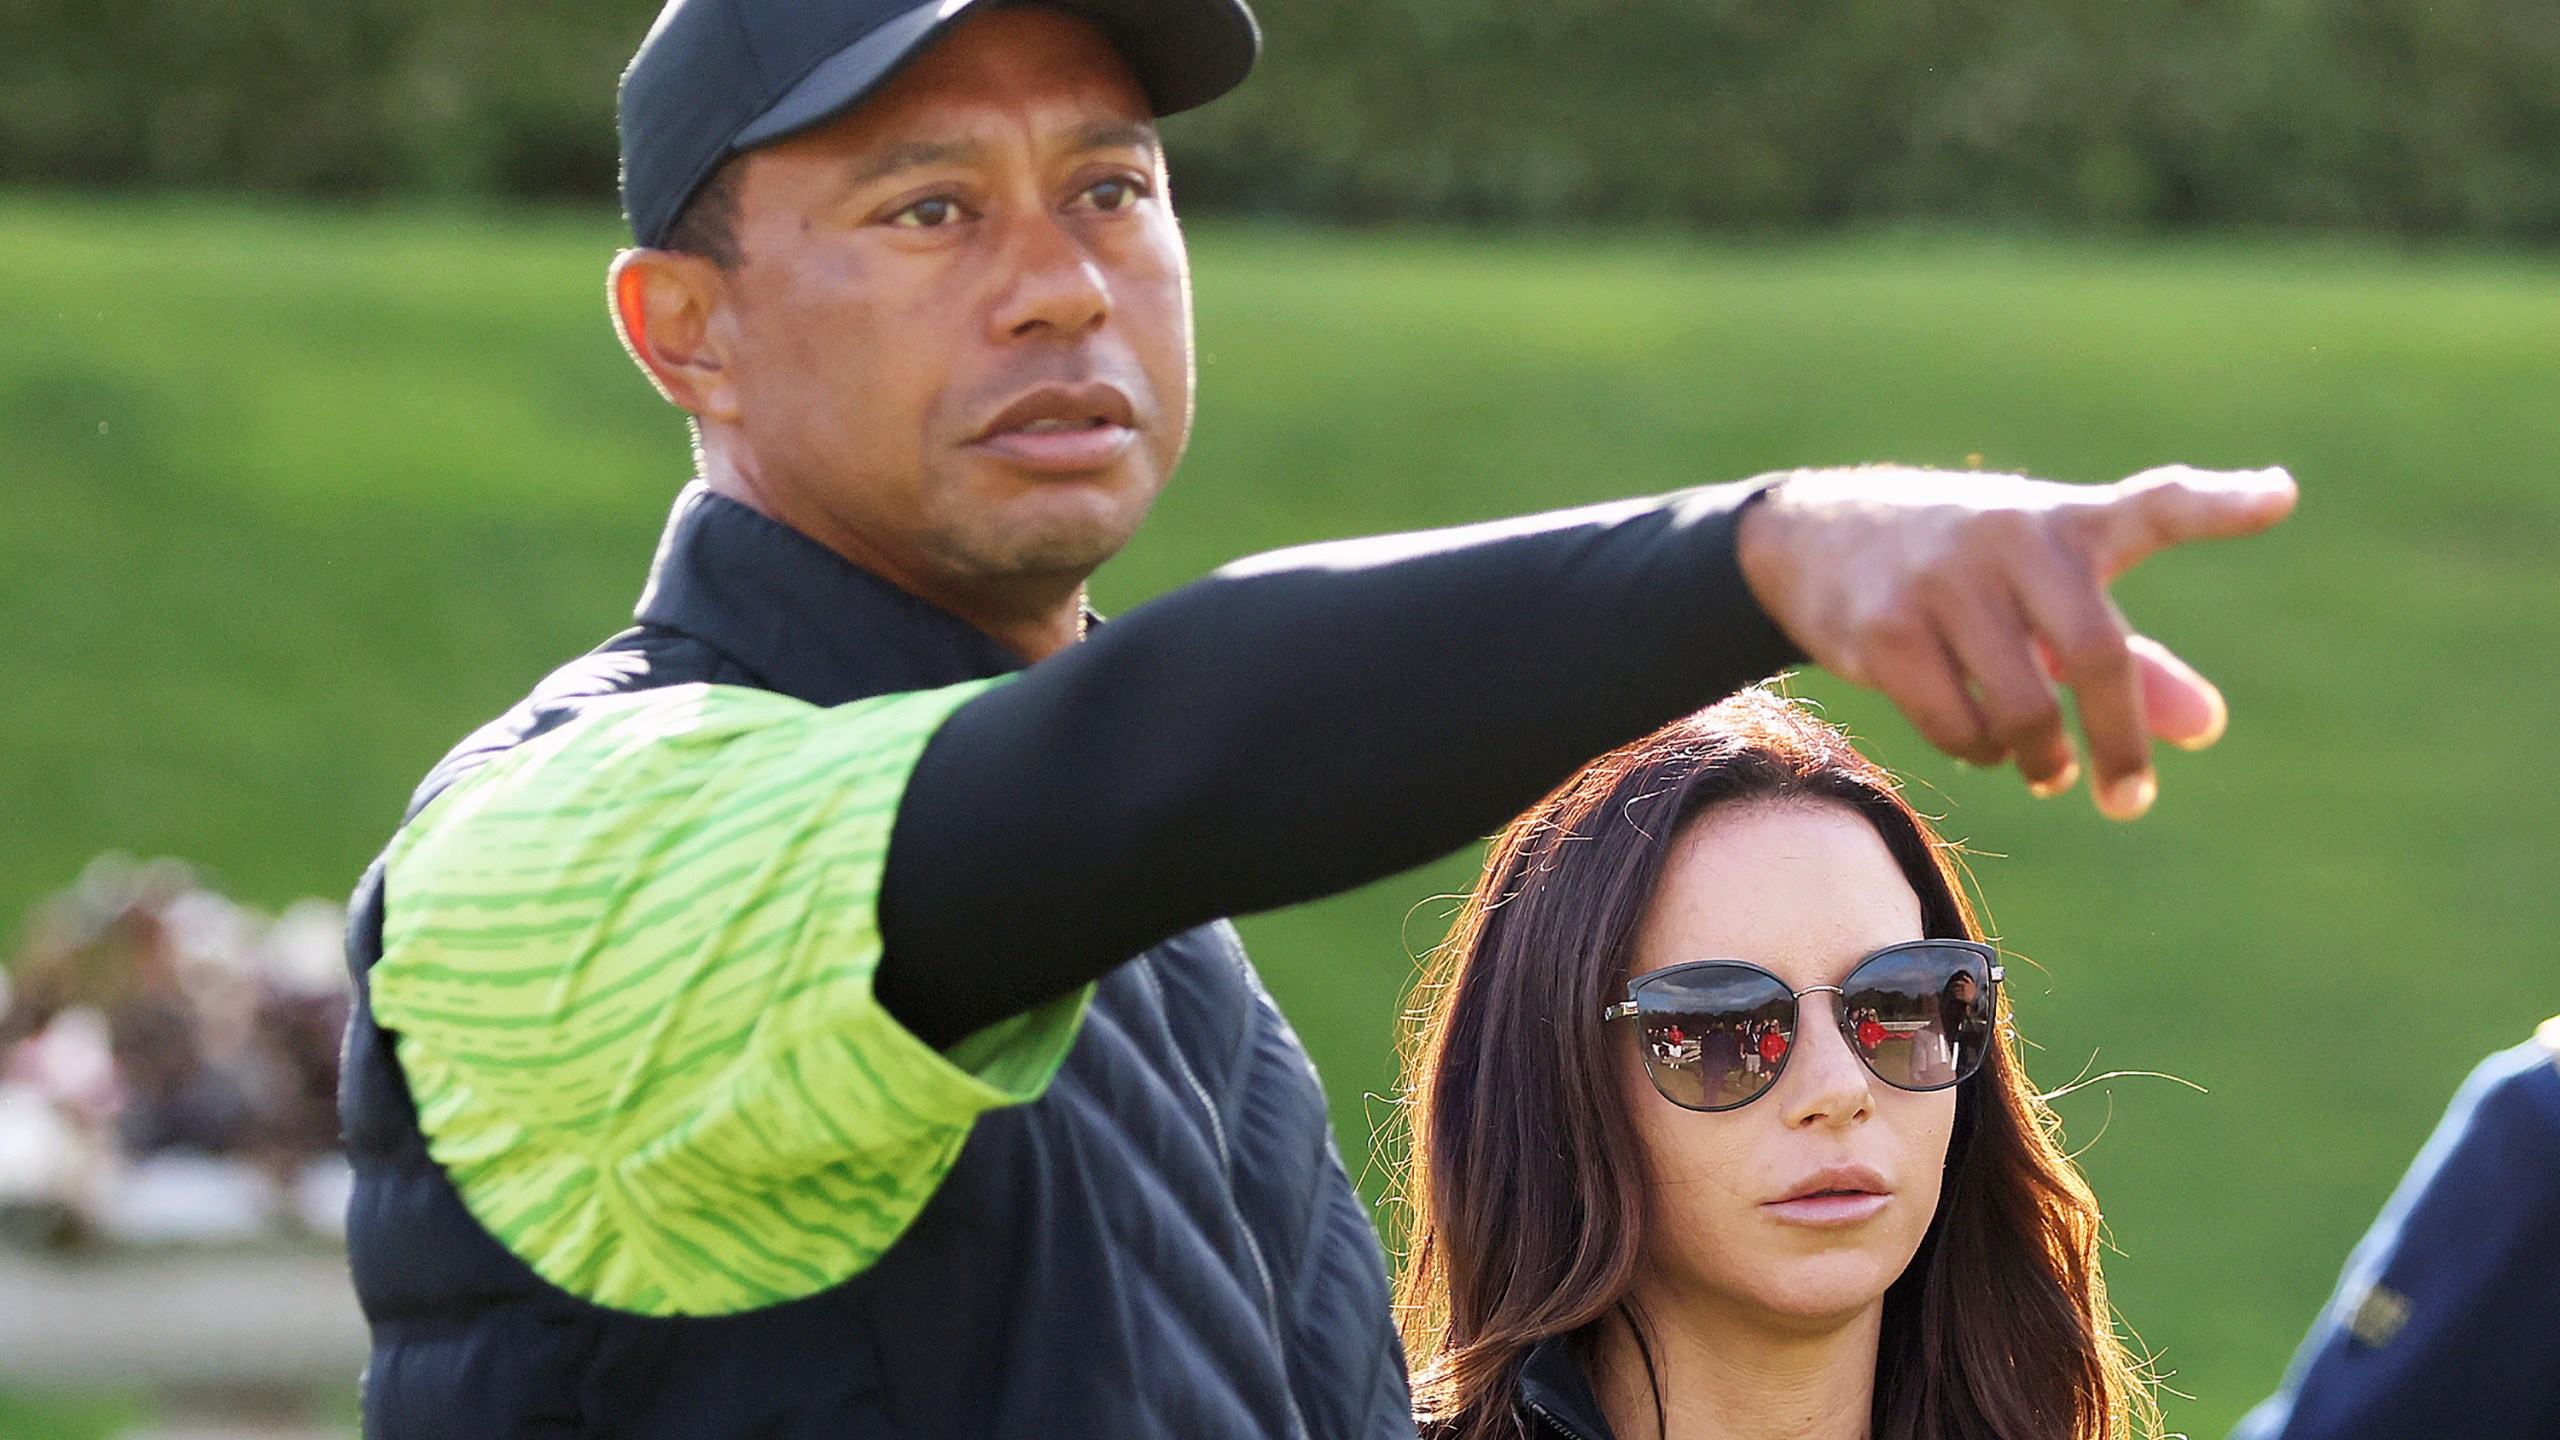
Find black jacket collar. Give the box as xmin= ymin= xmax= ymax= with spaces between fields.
xmin=1518 ymin=1334 xmax=1617 ymax=1440
xmin=632 ymin=482 xmax=1028 ymax=706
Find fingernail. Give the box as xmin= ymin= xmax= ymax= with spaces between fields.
xmin=2170 ymin=697 xmax=2229 ymax=752
xmin=2028 ymin=759 xmax=2080 ymax=799
xmin=2100 ymin=771 xmax=2157 ymax=820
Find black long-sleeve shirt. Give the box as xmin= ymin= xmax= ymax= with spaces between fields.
xmin=880 ymin=481 xmax=1798 ymax=1046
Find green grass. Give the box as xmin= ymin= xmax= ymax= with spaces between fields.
xmin=0 ymin=1385 xmax=140 ymax=1440
xmin=6 ymin=192 xmax=2557 ymax=1436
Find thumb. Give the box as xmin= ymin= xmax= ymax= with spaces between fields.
xmin=2088 ymin=465 xmax=2298 ymax=578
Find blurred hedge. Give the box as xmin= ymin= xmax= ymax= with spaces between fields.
xmin=5 ymin=0 xmax=2556 ymax=236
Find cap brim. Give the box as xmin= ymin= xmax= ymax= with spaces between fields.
xmin=735 ymin=0 xmax=1258 ymax=151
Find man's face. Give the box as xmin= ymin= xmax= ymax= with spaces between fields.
xmin=713 ymin=6 xmax=1190 ymax=595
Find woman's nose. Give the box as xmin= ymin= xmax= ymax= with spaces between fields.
xmin=1777 ymin=994 xmax=1874 ymax=1129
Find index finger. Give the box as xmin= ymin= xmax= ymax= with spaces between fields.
xmin=2083 ymin=466 xmax=2298 ymax=579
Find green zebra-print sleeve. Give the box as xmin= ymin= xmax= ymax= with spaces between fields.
xmin=371 ymin=678 xmax=1089 ymax=1317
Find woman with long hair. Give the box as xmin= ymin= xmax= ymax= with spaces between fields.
xmin=1395 ymin=691 xmax=2153 ymax=1440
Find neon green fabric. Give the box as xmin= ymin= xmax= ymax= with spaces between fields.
xmin=371 ymin=679 xmax=1088 ymax=1317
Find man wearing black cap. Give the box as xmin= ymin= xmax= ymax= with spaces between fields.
xmin=336 ymin=1 xmax=2296 ymax=1435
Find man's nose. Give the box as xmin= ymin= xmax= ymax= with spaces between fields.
xmin=1777 ymin=994 xmax=1874 ymax=1130
xmin=991 ymin=211 xmax=1111 ymax=341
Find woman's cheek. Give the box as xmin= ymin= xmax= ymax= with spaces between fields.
xmin=1887 ymin=1090 xmax=1959 ymax=1251
xmin=1631 ymin=1103 xmax=1764 ymax=1290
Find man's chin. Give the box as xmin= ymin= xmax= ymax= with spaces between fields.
xmin=947 ymin=474 xmax=1167 ymax=579
xmin=940 ymin=499 xmax=1152 ymax=584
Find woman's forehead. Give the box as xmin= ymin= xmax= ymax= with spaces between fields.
xmin=1632 ymin=800 xmax=1925 ymax=984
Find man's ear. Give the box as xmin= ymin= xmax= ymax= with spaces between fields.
xmin=609 ymin=248 xmax=740 ymax=422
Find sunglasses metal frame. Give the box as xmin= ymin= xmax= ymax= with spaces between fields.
xmin=1602 ymin=938 xmax=2003 ymax=1111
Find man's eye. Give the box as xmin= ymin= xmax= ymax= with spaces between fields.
xmin=1083 ymin=177 xmax=1146 ymax=213
xmin=892 ymin=197 xmax=963 ymax=228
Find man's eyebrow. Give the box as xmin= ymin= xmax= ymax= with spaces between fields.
xmin=840 ymin=123 xmax=1154 ymax=192
xmin=1067 ymin=120 xmax=1161 ymax=157
xmin=845 ymin=138 xmax=983 ymax=191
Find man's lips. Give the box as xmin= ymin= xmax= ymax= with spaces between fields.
xmin=967 ymin=382 xmax=1140 ymax=474
xmin=1762 ymin=1165 xmax=1893 ymax=1227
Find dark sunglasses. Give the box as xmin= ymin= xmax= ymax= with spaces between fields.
xmin=1602 ymin=939 xmax=2002 ymax=1112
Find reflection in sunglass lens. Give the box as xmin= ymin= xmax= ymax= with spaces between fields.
xmin=1633 ymin=966 xmax=1796 ymax=1111
xmin=1837 ymin=943 xmax=1997 ymax=1091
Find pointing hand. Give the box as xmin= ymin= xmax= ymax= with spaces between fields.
xmin=1736 ymin=465 xmax=2299 ymax=818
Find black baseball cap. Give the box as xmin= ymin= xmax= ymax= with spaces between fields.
xmin=619 ymin=0 xmax=1260 ymax=249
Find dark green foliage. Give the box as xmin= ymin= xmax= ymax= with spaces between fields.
xmin=2 ymin=0 xmax=2555 ymax=235
xmin=0 ymin=0 xmax=632 ymax=198
xmin=1173 ymin=0 xmax=2560 ymax=236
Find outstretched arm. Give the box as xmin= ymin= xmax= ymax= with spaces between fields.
xmin=881 ymin=481 xmax=1794 ymax=1046
xmin=879 ymin=464 xmax=2297 ymax=1048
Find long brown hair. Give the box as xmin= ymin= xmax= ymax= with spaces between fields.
xmin=1393 ymin=691 xmax=2153 ymax=1440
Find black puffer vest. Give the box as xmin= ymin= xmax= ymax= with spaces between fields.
xmin=340 ymin=486 xmax=1409 ymax=1439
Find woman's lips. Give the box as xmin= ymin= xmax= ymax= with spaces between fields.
xmin=1762 ymin=1164 xmax=1892 ymax=1226
xmin=1761 ymin=1191 xmax=1892 ymax=1227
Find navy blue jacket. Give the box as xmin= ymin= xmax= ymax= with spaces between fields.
xmin=2233 ymin=1031 xmax=2560 ymax=1440
xmin=344 ymin=482 xmax=1793 ymax=1438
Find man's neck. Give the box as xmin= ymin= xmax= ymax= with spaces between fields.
xmin=1589 ymin=1291 xmax=1881 ymax=1440
xmin=701 ymin=465 xmax=1087 ymax=663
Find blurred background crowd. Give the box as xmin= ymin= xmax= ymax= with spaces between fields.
xmin=0 ymin=857 xmax=347 ymax=1251
xmin=3 ymin=0 xmax=2554 ymax=1435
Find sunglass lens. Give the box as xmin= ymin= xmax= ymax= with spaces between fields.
xmin=1838 ymin=943 xmax=1997 ymax=1091
xmin=1632 ymin=967 xmax=1795 ymax=1111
